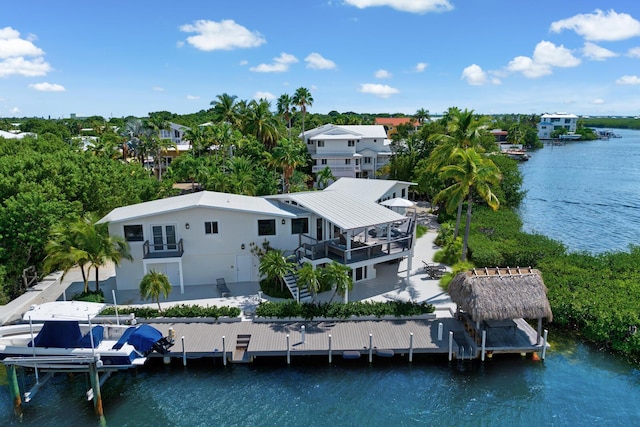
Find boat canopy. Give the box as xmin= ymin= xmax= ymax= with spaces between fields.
xmin=29 ymin=321 xmax=83 ymax=348
xmin=127 ymin=325 xmax=163 ymax=353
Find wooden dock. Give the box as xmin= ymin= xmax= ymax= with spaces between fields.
xmin=145 ymin=316 xmax=548 ymax=364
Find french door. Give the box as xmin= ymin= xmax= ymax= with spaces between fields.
xmin=151 ymin=225 xmax=177 ymax=252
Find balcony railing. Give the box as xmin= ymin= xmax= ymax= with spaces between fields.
xmin=297 ymin=233 xmax=412 ymax=264
xmin=143 ymin=239 xmax=184 ymax=259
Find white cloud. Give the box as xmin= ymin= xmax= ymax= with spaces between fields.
xmin=28 ymin=82 xmax=65 ymax=92
xmin=582 ymin=42 xmax=617 ymax=61
xmin=179 ymin=19 xmax=266 ymax=51
xmin=250 ymin=52 xmax=298 ymax=73
xmin=359 ymin=83 xmax=399 ymax=98
xmin=0 ymin=56 xmax=51 ymax=77
xmin=506 ymin=41 xmax=580 ymax=79
xmin=10 ymin=106 xmax=20 ymax=115
xmin=616 ymin=75 xmax=640 ymax=85
xmin=550 ymin=9 xmax=640 ymax=42
xmin=186 ymin=95 xmax=200 ymax=100
xmin=592 ymin=98 xmax=605 ymax=105
xmin=344 ymin=0 xmax=453 ymax=14
xmin=375 ymin=69 xmax=392 ymax=79
xmin=627 ymin=47 xmax=640 ymax=58
xmin=305 ymin=52 xmax=336 ymax=70
xmin=414 ymin=62 xmax=428 ymax=72
xmin=0 ymin=27 xmax=51 ymax=78
xmin=239 ymin=59 xmax=248 ymax=66
xmin=152 ymin=86 xmax=165 ymax=92
xmin=461 ymin=64 xmax=487 ymax=85
xmin=253 ymin=91 xmax=276 ymax=100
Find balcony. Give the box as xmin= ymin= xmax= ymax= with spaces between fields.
xmin=143 ymin=239 xmax=184 ymax=259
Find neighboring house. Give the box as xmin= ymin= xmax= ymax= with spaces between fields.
xmin=374 ymin=117 xmax=419 ymax=139
xmin=301 ymin=124 xmax=392 ymax=181
xmin=325 ymin=177 xmax=414 ymax=203
xmin=489 ymin=129 xmax=508 ymax=143
xmin=0 ymin=130 xmax=34 ymax=139
xmin=157 ymin=122 xmax=191 ymax=175
xmin=537 ymin=113 xmax=577 ymax=139
xmin=98 ymin=181 xmax=415 ymax=292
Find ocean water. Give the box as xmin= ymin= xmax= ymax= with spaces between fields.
xmin=518 ymin=128 xmax=640 ymax=254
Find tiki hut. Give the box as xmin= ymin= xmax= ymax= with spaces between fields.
xmin=448 ymin=267 xmax=553 ymax=323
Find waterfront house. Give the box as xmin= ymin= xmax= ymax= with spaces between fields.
xmin=537 ymin=113 xmax=578 ymax=139
xmin=98 ymin=182 xmax=414 ymax=294
xmin=301 ymin=124 xmax=392 ymax=181
xmin=374 ymin=117 xmax=420 ymax=139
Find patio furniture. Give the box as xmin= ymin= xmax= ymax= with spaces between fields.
xmin=216 ymin=278 xmax=231 ymax=297
xmin=422 ymin=261 xmax=446 ymax=279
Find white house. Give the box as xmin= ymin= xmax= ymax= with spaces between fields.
xmin=99 ymin=181 xmax=416 ymax=294
xmin=325 ymin=177 xmax=414 ymax=203
xmin=301 ymin=124 xmax=392 ymax=181
xmin=537 ymin=113 xmax=578 ymax=139
xmin=0 ymin=130 xmax=35 ymax=139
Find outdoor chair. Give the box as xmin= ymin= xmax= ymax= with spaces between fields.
xmin=216 ymin=278 xmax=231 ymax=297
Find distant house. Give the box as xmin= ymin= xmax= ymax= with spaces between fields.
xmin=301 ymin=124 xmax=392 ymax=181
xmin=537 ymin=113 xmax=577 ymax=139
xmin=157 ymin=122 xmax=191 ymax=175
xmin=0 ymin=130 xmax=34 ymax=139
xmin=325 ymin=177 xmax=414 ymax=203
xmin=374 ymin=117 xmax=420 ymax=138
xmin=98 ymin=180 xmax=416 ymax=293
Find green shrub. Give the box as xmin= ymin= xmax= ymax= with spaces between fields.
xmin=100 ymin=304 xmax=241 ymax=319
xmin=72 ymin=290 xmax=105 ymax=303
xmin=255 ymin=300 xmax=434 ymax=320
xmin=259 ymin=278 xmax=293 ymax=299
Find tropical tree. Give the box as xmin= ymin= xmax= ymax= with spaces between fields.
xmin=292 ymin=87 xmax=313 ymax=139
xmin=323 ymin=261 xmax=353 ymax=303
xmin=434 ymin=147 xmax=501 ymax=262
xmin=427 ymin=108 xmax=490 ymax=237
xmin=296 ymin=262 xmax=320 ymax=301
xmin=414 ymin=108 xmax=430 ymax=124
xmin=258 ymin=249 xmax=295 ymax=292
xmin=267 ymin=138 xmax=308 ymax=193
xmin=139 ymin=270 xmax=172 ymax=312
xmin=43 ymin=221 xmax=90 ymax=293
xmin=316 ymin=166 xmax=336 ymax=189
xmin=277 ymin=93 xmax=294 ymax=139
xmin=228 ymin=155 xmax=257 ymax=196
xmin=244 ymin=99 xmax=281 ymax=150
xmin=210 ymin=93 xmax=240 ymax=128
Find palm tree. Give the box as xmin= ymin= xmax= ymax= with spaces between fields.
xmin=43 ymin=221 xmax=91 ymax=293
xmin=258 ymin=249 xmax=295 ymax=292
xmin=434 ymin=147 xmax=501 ymax=262
xmin=427 ymin=108 xmax=489 ymax=237
xmin=292 ymin=87 xmax=313 ymax=140
xmin=228 ymin=155 xmax=257 ymax=196
xmin=414 ymin=108 xmax=430 ymax=124
xmin=210 ymin=93 xmax=240 ymax=128
xmin=244 ymin=99 xmax=281 ymax=150
xmin=267 ymin=138 xmax=307 ymax=193
xmin=296 ymin=262 xmax=320 ymax=301
xmin=277 ymin=93 xmax=293 ymax=139
xmin=316 ymin=166 xmax=336 ymax=189
xmin=139 ymin=270 xmax=172 ymax=312
xmin=324 ymin=261 xmax=353 ymax=303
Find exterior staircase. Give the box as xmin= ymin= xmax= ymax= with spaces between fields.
xmin=283 ymin=272 xmax=312 ymax=303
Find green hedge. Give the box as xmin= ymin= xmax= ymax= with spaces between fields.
xmin=255 ymin=300 xmax=435 ymax=320
xmin=101 ymin=304 xmax=241 ymax=319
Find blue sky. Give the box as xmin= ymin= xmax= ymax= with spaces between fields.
xmin=2 ymin=0 xmax=640 ymax=119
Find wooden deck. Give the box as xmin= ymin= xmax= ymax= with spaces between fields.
xmin=145 ymin=316 xmax=548 ymax=363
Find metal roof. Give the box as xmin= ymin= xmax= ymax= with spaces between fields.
xmin=325 ymin=178 xmax=415 ymax=203
xmin=269 ymin=190 xmax=406 ymax=230
xmin=98 ymin=191 xmax=301 ymax=224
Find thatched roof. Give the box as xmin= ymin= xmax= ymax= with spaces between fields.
xmin=448 ymin=267 xmax=553 ymax=322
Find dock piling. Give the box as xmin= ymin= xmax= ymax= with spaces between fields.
xmin=369 ymin=334 xmax=373 ymax=363
xmin=328 ymin=334 xmax=332 ymax=363
xmin=88 ymin=359 xmax=105 ymax=423
xmin=481 ymin=330 xmax=486 ymax=362
xmin=541 ymin=329 xmax=548 ymax=360
xmin=181 ymin=336 xmax=186 ymax=366
xmin=448 ymin=331 xmax=453 ymax=361
xmin=438 ymin=323 xmax=443 ymax=341
xmin=222 ymin=336 xmax=227 ymax=366
xmin=286 ymin=334 xmax=290 ymax=365
xmin=7 ymin=364 xmax=22 ymax=417
xmin=301 ymin=325 xmax=305 ymax=344
xmin=409 ymin=333 xmax=414 ymax=362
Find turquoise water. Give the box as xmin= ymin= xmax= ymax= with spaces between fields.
xmin=3 ymin=129 xmax=640 ymax=425
xmin=519 ymin=128 xmax=640 ymax=254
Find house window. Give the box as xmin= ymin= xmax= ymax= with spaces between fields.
xmin=348 ymin=140 xmax=355 ymax=147
xmin=123 ymin=225 xmax=144 ymax=242
xmin=321 ymin=159 xmax=327 ymax=165
xmin=258 ymin=219 xmax=276 ymax=236
xmin=307 ymin=138 xmax=312 ymax=145
xmin=317 ymin=141 xmax=325 ymax=147
xmin=204 ymin=221 xmax=219 ymax=234
xmin=402 ymin=188 xmax=406 ymax=197
xmin=291 ymin=218 xmax=309 ymax=234
xmin=364 ymin=157 xmax=372 ymax=164
xmin=345 ymin=159 xmax=351 ymax=165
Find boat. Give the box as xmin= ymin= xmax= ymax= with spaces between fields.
xmin=0 ymin=302 xmax=173 ymax=372
xmin=503 ymin=149 xmax=530 ymax=161
xmin=559 ymin=132 xmax=581 ymax=140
